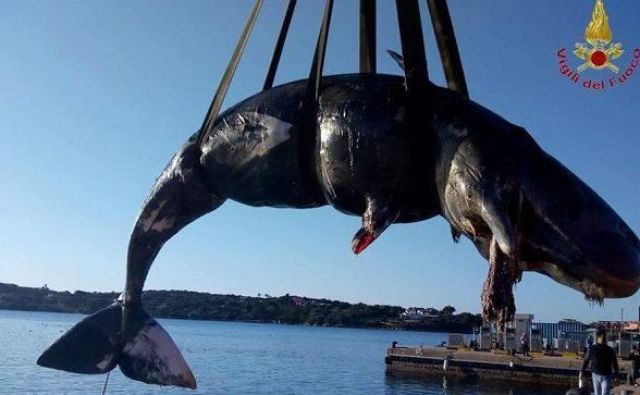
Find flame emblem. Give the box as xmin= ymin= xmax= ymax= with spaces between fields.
xmin=574 ymin=0 xmax=623 ymax=73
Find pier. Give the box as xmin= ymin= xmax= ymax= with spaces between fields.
xmin=385 ymin=345 xmax=635 ymax=388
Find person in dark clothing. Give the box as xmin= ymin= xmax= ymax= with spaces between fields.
xmin=580 ymin=328 xmax=619 ymax=395
xmin=520 ymin=332 xmax=530 ymax=357
xmin=631 ymin=344 xmax=640 ymax=385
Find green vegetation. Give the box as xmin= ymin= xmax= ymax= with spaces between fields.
xmin=0 ymin=283 xmax=481 ymax=332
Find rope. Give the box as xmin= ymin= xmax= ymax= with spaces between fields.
xmin=101 ymin=371 xmax=111 ymax=395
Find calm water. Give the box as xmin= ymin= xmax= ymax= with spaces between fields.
xmin=0 ymin=310 xmax=565 ymax=394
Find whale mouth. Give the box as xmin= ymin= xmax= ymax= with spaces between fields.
xmin=523 ymin=259 xmax=628 ymax=303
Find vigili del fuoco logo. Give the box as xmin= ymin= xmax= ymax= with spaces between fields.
xmin=557 ymin=0 xmax=638 ymax=90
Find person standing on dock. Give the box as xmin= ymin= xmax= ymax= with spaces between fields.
xmin=520 ymin=332 xmax=530 ymax=357
xmin=580 ymin=328 xmax=619 ymax=395
xmin=631 ymin=344 xmax=640 ymax=385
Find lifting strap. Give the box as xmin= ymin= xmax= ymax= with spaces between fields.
xmin=263 ymin=0 xmax=297 ymax=91
xmin=426 ymin=0 xmax=469 ymax=99
xmin=305 ymin=0 xmax=334 ymax=107
xmin=359 ymin=0 xmax=376 ymax=74
xmin=195 ymin=0 xmax=470 ymax=152
xmin=394 ymin=0 xmax=429 ymax=98
xmin=196 ymin=0 xmax=263 ymax=149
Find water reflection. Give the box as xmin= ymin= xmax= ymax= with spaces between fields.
xmin=384 ymin=374 xmax=566 ymax=395
xmin=3 ymin=310 xmax=568 ymax=395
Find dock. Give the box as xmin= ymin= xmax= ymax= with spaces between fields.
xmin=613 ymin=385 xmax=640 ymax=395
xmin=385 ymin=345 xmax=635 ymax=388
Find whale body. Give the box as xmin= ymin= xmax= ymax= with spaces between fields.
xmin=37 ymin=73 xmax=640 ymax=388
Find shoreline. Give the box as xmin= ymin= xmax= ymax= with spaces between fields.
xmin=0 ymin=282 xmax=480 ymax=334
xmin=0 ymin=307 xmax=473 ymax=335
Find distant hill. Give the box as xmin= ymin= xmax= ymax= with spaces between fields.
xmin=0 ymin=282 xmax=481 ymax=332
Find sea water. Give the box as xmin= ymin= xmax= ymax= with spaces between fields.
xmin=0 ymin=310 xmax=563 ymax=394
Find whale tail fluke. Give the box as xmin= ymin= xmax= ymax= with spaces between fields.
xmin=37 ymin=303 xmax=196 ymax=389
xmin=37 ymin=303 xmax=122 ymax=374
xmin=119 ymin=308 xmax=197 ymax=389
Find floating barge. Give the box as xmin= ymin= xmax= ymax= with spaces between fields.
xmin=385 ymin=346 xmax=634 ymax=388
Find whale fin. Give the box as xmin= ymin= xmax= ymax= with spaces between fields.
xmin=386 ymin=49 xmax=404 ymax=71
xmin=37 ymin=303 xmax=122 ymax=374
xmin=481 ymin=198 xmax=515 ymax=257
xmin=37 ymin=303 xmax=196 ymax=389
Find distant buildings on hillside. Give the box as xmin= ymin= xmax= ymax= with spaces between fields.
xmin=401 ymin=307 xmax=440 ymax=320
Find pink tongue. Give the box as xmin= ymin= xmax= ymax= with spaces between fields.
xmin=352 ymin=231 xmax=375 ymax=254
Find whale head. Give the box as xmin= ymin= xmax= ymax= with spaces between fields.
xmin=517 ymin=154 xmax=640 ymax=301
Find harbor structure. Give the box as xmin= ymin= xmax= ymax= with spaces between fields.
xmin=386 ymin=311 xmax=640 ymax=388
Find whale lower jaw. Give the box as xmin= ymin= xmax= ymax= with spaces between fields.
xmin=524 ymin=261 xmax=607 ymax=303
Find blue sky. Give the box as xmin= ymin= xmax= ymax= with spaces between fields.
xmin=1 ymin=0 xmax=638 ymax=322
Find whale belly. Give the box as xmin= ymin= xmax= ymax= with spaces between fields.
xmin=317 ymin=80 xmax=412 ymax=216
xmin=202 ymin=110 xmax=323 ymax=208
